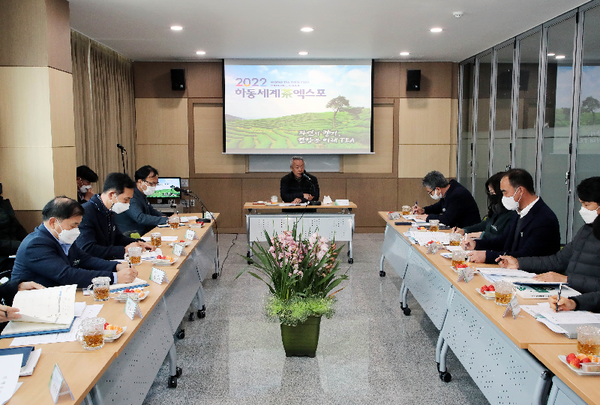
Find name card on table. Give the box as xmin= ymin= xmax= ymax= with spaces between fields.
xmin=185 ymin=229 xmax=198 ymax=241
xmin=150 ymin=267 xmax=169 ymax=285
xmin=503 ymin=296 xmax=521 ymax=319
xmin=172 ymin=243 xmax=186 ymax=257
xmin=456 ymin=267 xmax=474 ymax=283
xmin=124 ymin=297 xmax=143 ymax=320
xmin=49 ymin=364 xmax=74 ymax=404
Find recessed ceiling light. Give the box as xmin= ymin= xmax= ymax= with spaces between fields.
xmin=430 ymin=27 xmax=443 ymax=33
xmin=170 ymin=25 xmax=183 ymax=31
xmin=547 ymin=53 xmax=556 ymax=56
xmin=300 ymin=27 xmax=314 ymax=32
xmin=400 ymin=52 xmax=410 ymax=56
xmin=298 ymin=51 xmax=309 ymax=56
xmin=196 ymin=51 xmax=206 ymax=55
xmin=555 ymin=55 xmax=566 ymax=59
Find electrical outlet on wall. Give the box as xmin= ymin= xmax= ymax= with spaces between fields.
xmin=181 ymin=179 xmax=189 ymax=187
xmin=190 ymin=199 xmax=195 ymax=207
xmin=181 ymin=200 xmax=188 ymax=207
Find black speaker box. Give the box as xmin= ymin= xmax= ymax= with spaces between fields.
xmin=171 ymin=69 xmax=186 ymax=91
xmin=406 ymin=69 xmax=421 ymax=92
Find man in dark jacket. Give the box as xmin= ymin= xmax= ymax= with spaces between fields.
xmin=414 ymin=171 xmax=480 ymax=228
xmin=0 ymin=183 xmax=28 ymax=272
xmin=467 ymin=169 xmax=560 ymax=264
xmin=115 ymin=165 xmax=169 ymax=236
xmin=280 ymin=156 xmax=320 ymax=204
xmin=11 ymin=197 xmax=136 ymax=288
xmin=498 ymin=176 xmax=600 ymax=293
xmin=75 ymin=173 xmax=153 ymax=260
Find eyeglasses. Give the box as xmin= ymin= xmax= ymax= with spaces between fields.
xmin=427 ymin=188 xmax=436 ymax=196
xmin=144 ymin=180 xmax=159 ymax=187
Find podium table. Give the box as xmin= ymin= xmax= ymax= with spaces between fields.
xmin=244 ymin=202 xmax=356 ymax=263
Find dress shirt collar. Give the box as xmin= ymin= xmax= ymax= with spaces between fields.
xmin=43 ymin=223 xmax=72 ymax=255
xmin=519 ymin=196 xmax=539 ymax=218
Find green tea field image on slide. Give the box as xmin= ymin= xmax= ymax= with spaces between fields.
xmin=226 ymin=108 xmax=371 ymax=151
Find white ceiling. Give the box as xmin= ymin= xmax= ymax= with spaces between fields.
xmin=68 ymin=0 xmax=591 ymax=62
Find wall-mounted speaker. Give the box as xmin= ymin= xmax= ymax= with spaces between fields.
xmin=406 ymin=69 xmax=421 ymax=92
xmin=171 ymin=69 xmax=186 ymax=91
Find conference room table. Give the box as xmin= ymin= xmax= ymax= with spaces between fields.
xmin=1 ymin=213 xmax=219 ymax=405
xmin=244 ymin=201 xmax=356 ymax=263
xmin=378 ymin=211 xmax=599 ymax=405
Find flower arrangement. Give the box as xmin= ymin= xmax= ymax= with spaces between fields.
xmin=238 ymin=227 xmax=348 ymax=326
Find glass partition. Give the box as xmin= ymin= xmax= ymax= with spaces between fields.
xmin=474 ymin=53 xmax=492 ymax=216
xmin=458 ymin=61 xmax=475 ymax=189
xmin=574 ymin=4 xmax=600 ymax=233
xmin=493 ymin=43 xmax=514 ymax=173
xmin=514 ymin=31 xmax=541 ymax=176
xmin=540 ymin=15 xmax=577 ymax=243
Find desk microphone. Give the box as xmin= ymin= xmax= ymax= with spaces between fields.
xmin=117 ymin=143 xmax=126 ymax=152
xmin=171 ymin=186 xmax=192 ymax=195
xmin=302 ymin=172 xmax=313 ymax=182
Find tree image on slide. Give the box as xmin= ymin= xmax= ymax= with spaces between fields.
xmin=581 ymin=96 xmax=600 ymax=125
xmin=326 ymin=96 xmax=350 ymax=129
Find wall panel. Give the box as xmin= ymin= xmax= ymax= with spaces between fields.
xmin=137 ymin=145 xmax=189 ymax=178
xmin=398 ymin=98 xmax=453 ymax=145
xmin=190 ymin=178 xmax=242 ymax=231
xmin=136 ymin=98 xmax=188 ymax=145
xmin=398 ymin=144 xmax=452 ymax=178
xmin=347 ymin=178 xmax=397 ymax=228
xmin=52 ymin=146 xmax=76 ymax=198
xmin=49 ymin=68 xmax=75 ymax=147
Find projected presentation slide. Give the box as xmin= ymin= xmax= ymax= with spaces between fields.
xmin=224 ymin=60 xmax=372 ymax=154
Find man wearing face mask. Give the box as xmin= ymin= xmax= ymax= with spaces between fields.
xmin=498 ymin=176 xmax=600 ymax=294
xmin=465 ymin=168 xmax=560 ymax=264
xmin=114 ymin=165 xmax=169 ymax=236
xmin=75 ymin=173 xmax=154 ymax=260
xmin=76 ymin=165 xmax=98 ymax=204
xmin=414 ymin=171 xmax=480 ymax=228
xmin=11 ymin=197 xmax=136 ymax=288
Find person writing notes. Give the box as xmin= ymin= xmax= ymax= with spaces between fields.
xmin=114 ymin=165 xmax=169 ymax=236
xmin=498 ymin=177 xmax=600 ymax=293
xmin=452 ymin=172 xmax=516 ymax=240
xmin=465 ymin=169 xmax=560 ymax=264
xmin=11 ymin=197 xmax=136 ymax=288
xmin=76 ymin=173 xmax=154 ymax=260
xmin=280 ymin=156 xmax=320 ymax=204
xmin=413 ymin=171 xmax=480 ymax=228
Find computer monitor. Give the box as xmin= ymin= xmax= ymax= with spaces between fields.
xmin=147 ymin=177 xmax=181 ymax=199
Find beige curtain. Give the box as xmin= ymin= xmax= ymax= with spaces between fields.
xmin=71 ymin=30 xmax=136 ymax=190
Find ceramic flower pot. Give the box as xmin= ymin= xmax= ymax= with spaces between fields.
xmin=280 ymin=316 xmax=321 ymax=357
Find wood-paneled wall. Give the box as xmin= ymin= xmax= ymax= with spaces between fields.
xmin=134 ymin=61 xmax=459 ymax=233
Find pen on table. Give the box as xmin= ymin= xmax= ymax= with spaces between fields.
xmin=556 ymin=283 xmax=563 ymax=312
xmin=413 ymin=200 xmax=418 ymax=214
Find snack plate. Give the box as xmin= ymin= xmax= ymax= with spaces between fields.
xmin=103 ymin=326 xmax=127 ymax=342
xmin=114 ymin=291 xmax=149 ymax=302
xmin=151 ymin=257 xmax=177 ymax=266
xmin=168 ymin=241 xmax=191 ymax=247
xmin=559 ymin=355 xmax=600 ymax=375
xmin=475 ymin=288 xmax=496 ymax=300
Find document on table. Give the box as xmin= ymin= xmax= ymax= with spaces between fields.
xmin=11 ymin=284 xmax=76 ymax=324
xmin=407 ymin=231 xmax=451 ymax=246
xmin=109 ymin=277 xmax=149 ymax=292
xmin=477 ymin=268 xmax=536 ymax=278
xmin=0 ymin=354 xmax=22 ymax=405
xmin=10 ymin=304 xmax=103 ymax=347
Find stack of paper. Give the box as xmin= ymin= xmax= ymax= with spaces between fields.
xmin=109 ymin=277 xmax=149 ymax=292
xmin=1 ymin=285 xmax=76 ymax=338
xmin=522 ymin=303 xmax=600 ymax=335
xmin=0 ymin=354 xmax=22 ymax=404
xmin=406 ymin=231 xmax=451 ymax=246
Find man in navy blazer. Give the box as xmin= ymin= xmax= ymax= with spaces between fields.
xmin=75 ymin=173 xmax=153 ymax=260
xmin=465 ymin=169 xmax=561 ymax=264
xmin=11 ymin=197 xmax=137 ymax=288
xmin=414 ymin=171 xmax=481 ymax=228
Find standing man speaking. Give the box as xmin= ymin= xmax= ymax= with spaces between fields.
xmin=280 ymin=156 xmax=320 ymax=204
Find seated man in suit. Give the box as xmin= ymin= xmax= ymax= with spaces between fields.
xmin=0 ymin=183 xmax=28 ymax=272
xmin=76 ymin=165 xmax=98 ymax=204
xmin=465 ymin=168 xmax=561 ymax=264
xmin=11 ymin=197 xmax=136 ymax=288
xmin=115 ymin=165 xmax=169 ymax=236
xmin=76 ymin=173 xmax=153 ymax=260
xmin=280 ymin=156 xmax=320 ymax=204
xmin=414 ymin=171 xmax=481 ymax=228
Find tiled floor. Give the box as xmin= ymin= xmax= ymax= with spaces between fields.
xmin=143 ymin=233 xmax=489 ymax=405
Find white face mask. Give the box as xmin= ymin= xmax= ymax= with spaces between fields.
xmin=429 ymin=189 xmax=441 ymax=200
xmin=111 ymin=195 xmax=130 ymax=214
xmin=57 ymin=222 xmax=80 ymax=244
xmin=143 ymin=185 xmax=156 ymax=196
xmin=579 ymin=206 xmax=599 ymax=224
xmin=502 ymin=187 xmax=521 ymax=211
xmin=79 ymin=185 xmax=92 ymax=194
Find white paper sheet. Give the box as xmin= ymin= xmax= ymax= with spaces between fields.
xmin=407 ymin=231 xmax=451 ymax=246
xmin=12 ymin=284 xmax=76 ymax=324
xmin=477 ymin=268 xmax=536 ymax=278
xmin=0 ymin=354 xmax=22 ymax=405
